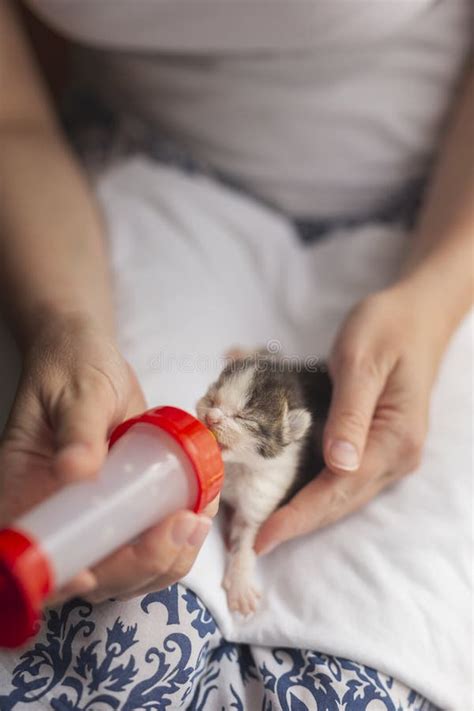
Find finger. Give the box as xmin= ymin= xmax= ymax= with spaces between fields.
xmin=254 ymin=469 xmax=345 ymax=555
xmin=254 ymin=471 xmax=364 ymax=556
xmin=45 ymin=570 xmax=98 ymax=606
xmin=255 ymin=432 xmax=397 ymax=556
xmin=2 ymin=385 xmax=46 ymax=450
xmin=115 ymin=536 xmax=212 ymax=602
xmin=113 ymin=560 xmax=197 ymax=601
xmin=86 ymin=511 xmax=211 ymax=603
xmin=323 ymin=357 xmax=387 ymax=474
xmin=201 ymin=494 xmax=220 ymax=519
xmin=51 ymin=386 xmax=116 ymax=482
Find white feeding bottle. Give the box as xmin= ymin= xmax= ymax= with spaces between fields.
xmin=0 ymin=406 xmax=224 ymax=648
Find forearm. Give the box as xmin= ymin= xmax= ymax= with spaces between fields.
xmin=400 ymin=62 xmax=474 ymax=342
xmin=0 ymin=123 xmax=115 ymax=349
xmin=0 ymin=0 xmax=115 ymax=351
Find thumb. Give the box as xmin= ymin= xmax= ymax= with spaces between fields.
xmin=52 ymin=388 xmax=115 ymax=482
xmin=323 ymin=359 xmax=384 ymax=474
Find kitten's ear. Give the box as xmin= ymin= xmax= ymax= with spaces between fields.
xmin=286 ymin=408 xmax=311 ymax=442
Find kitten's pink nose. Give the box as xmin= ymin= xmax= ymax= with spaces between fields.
xmin=206 ymin=409 xmax=223 ymax=427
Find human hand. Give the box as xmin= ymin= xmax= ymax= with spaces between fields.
xmin=255 ymin=283 xmax=449 ymax=554
xmin=0 ymin=315 xmax=217 ymax=604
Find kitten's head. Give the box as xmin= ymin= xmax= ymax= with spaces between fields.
xmin=196 ymin=357 xmax=311 ymax=461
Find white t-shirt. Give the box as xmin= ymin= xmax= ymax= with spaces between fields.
xmin=29 ymin=0 xmax=471 ymax=219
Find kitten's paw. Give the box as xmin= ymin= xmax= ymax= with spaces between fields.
xmin=222 ymin=575 xmax=261 ymax=616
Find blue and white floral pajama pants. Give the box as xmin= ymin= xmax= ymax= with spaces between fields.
xmin=0 ymin=584 xmax=436 ymax=710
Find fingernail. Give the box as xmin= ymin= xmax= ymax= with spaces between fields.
xmin=328 ymin=440 xmax=359 ymax=471
xmin=171 ymin=514 xmax=211 ymax=547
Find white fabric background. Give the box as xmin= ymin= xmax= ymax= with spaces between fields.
xmin=0 ymin=157 xmax=471 ymax=707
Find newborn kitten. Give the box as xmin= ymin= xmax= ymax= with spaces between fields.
xmin=196 ymin=350 xmax=332 ymax=616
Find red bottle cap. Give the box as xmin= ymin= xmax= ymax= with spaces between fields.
xmin=109 ymin=406 xmax=224 ymax=513
xmin=0 ymin=406 xmax=223 ymax=649
xmin=0 ymin=528 xmax=53 ymax=648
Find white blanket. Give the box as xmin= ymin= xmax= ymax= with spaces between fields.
xmin=1 ymin=157 xmax=471 ymax=708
